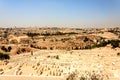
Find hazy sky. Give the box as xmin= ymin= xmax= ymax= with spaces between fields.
xmin=0 ymin=0 xmax=120 ymax=28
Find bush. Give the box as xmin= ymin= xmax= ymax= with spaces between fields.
xmin=0 ymin=53 xmax=10 ymax=60
xmin=117 ymin=52 xmax=120 ymax=56
xmin=85 ymin=45 xmax=92 ymax=49
xmin=1 ymin=46 xmax=8 ymax=52
xmin=4 ymin=54 xmax=10 ymax=59
xmin=21 ymin=48 xmax=26 ymax=52
xmin=97 ymin=40 xmax=108 ymax=47
xmin=8 ymin=46 xmax=12 ymax=52
xmin=109 ymin=40 xmax=120 ymax=48
xmin=41 ymin=32 xmax=50 ymax=36
xmin=90 ymin=41 xmax=108 ymax=49
xmin=10 ymin=39 xmax=18 ymax=44
xmin=27 ymin=32 xmax=40 ymax=37
xmin=66 ymin=72 xmax=76 ymax=80
xmin=61 ymin=38 xmax=71 ymax=42
xmin=84 ymin=37 xmax=89 ymax=42
xmin=90 ymin=40 xmax=120 ymax=49
xmin=56 ymin=55 xmax=59 ymax=59
xmin=66 ymin=71 xmax=104 ymax=80
xmin=50 ymin=47 xmax=53 ymax=50
xmin=53 ymin=31 xmax=63 ymax=35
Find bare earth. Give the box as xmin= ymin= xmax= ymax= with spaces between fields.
xmin=0 ymin=27 xmax=120 ymax=80
xmin=0 ymin=47 xmax=120 ymax=80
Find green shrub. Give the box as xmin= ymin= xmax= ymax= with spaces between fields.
xmin=0 ymin=53 xmax=10 ymax=60
xmin=4 ymin=54 xmax=10 ymax=59
xmin=66 ymin=71 xmax=104 ymax=80
xmin=52 ymin=31 xmax=63 ymax=35
xmin=41 ymin=32 xmax=50 ymax=36
xmin=85 ymin=45 xmax=92 ymax=49
xmin=56 ymin=55 xmax=59 ymax=59
xmin=50 ymin=47 xmax=53 ymax=50
xmin=97 ymin=41 xmax=108 ymax=47
xmin=27 ymin=32 xmax=40 ymax=37
xmin=66 ymin=72 xmax=76 ymax=80
xmin=8 ymin=46 xmax=12 ymax=52
xmin=61 ymin=38 xmax=71 ymax=42
xmin=117 ymin=52 xmax=120 ymax=56
xmin=109 ymin=40 xmax=120 ymax=48
xmin=1 ymin=46 xmax=8 ymax=52
xmin=90 ymin=40 xmax=120 ymax=49
xmin=84 ymin=37 xmax=89 ymax=42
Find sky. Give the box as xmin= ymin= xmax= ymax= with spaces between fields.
xmin=0 ymin=0 xmax=120 ymax=28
